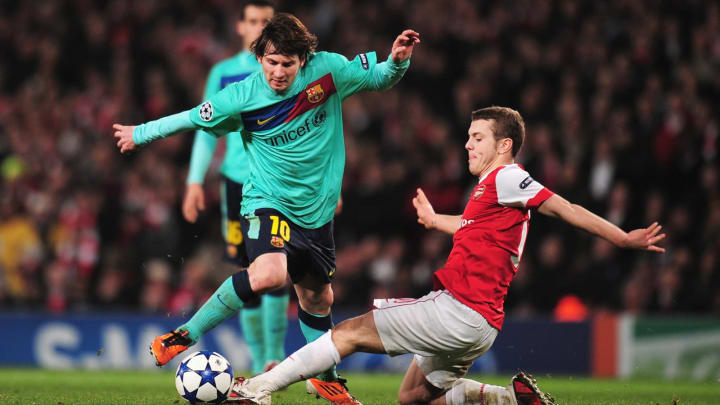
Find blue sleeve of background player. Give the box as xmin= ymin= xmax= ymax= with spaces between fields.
xmin=187 ymin=66 xmax=223 ymax=185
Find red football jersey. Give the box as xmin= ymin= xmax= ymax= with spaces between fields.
xmin=433 ymin=164 xmax=553 ymax=330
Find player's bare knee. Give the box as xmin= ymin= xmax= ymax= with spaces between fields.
xmin=332 ymin=313 xmax=382 ymax=354
xmin=247 ymin=253 xmax=287 ymax=292
xmin=248 ymin=268 xmax=286 ymax=293
xmin=330 ymin=322 xmax=354 ymax=345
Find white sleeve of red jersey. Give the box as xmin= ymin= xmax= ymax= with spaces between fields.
xmin=496 ymin=165 xmax=554 ymax=208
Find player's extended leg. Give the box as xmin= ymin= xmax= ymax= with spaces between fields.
xmin=398 ymin=359 xmax=516 ymax=405
xmin=261 ymin=285 xmax=290 ymax=370
xmin=150 ymin=253 xmax=287 ymax=366
xmin=398 ymin=361 xmax=556 ymax=405
xmin=221 ymin=177 xmax=270 ymax=375
xmin=231 ymin=311 xmax=385 ymax=403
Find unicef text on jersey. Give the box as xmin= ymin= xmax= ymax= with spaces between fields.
xmin=264 ymin=110 xmax=327 ymax=147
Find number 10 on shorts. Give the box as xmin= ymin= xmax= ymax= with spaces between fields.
xmin=270 ymin=215 xmax=291 ymax=242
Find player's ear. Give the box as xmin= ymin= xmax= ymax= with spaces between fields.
xmin=498 ymin=138 xmax=513 ymax=154
xmin=300 ymin=55 xmax=306 ymax=67
xmin=236 ymin=20 xmax=244 ymax=36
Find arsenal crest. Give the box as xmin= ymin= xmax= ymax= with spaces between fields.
xmin=472 ymin=185 xmax=486 ymax=200
xmin=306 ymin=84 xmax=324 ymax=103
xmin=270 ymin=236 xmax=285 ymax=248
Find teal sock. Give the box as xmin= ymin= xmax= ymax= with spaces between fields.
xmin=262 ymin=292 xmax=289 ymax=364
xmin=240 ymin=301 xmax=264 ymax=375
xmin=180 ymin=277 xmax=243 ymax=343
xmin=298 ymin=306 xmax=338 ymax=381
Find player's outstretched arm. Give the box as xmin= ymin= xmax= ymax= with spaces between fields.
xmin=413 ymin=188 xmax=461 ymax=235
xmin=113 ymin=109 xmax=210 ymax=154
xmin=330 ymin=29 xmax=419 ymax=96
xmin=537 ymin=194 xmax=666 ymax=252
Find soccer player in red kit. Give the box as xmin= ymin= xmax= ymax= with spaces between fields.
xmin=229 ymin=107 xmax=666 ymax=405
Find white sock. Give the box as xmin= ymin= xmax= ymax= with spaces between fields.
xmin=253 ymin=331 xmax=340 ymax=391
xmin=445 ymin=378 xmax=517 ymax=405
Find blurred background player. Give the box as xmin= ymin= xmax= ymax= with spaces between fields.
xmin=114 ymin=13 xmax=419 ymax=404
xmin=231 ymin=107 xmax=666 ymax=405
xmin=182 ymin=0 xmax=286 ymax=376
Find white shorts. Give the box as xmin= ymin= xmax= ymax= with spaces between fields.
xmin=372 ymin=290 xmax=498 ymax=390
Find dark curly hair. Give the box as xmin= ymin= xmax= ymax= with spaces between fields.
xmin=251 ymin=13 xmax=318 ymax=62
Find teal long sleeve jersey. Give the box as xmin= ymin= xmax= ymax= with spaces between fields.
xmin=187 ymin=51 xmax=259 ymax=185
xmin=134 ymin=51 xmax=410 ymax=228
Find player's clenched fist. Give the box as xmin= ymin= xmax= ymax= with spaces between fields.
xmin=113 ymin=123 xmax=137 ymax=153
xmin=391 ymin=29 xmax=420 ymax=63
xmin=412 ymin=188 xmax=436 ymax=229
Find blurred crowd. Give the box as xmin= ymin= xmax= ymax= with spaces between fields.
xmin=1 ymin=0 xmax=719 ymax=318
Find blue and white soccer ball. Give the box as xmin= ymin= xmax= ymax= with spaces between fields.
xmin=175 ymin=350 xmax=234 ymax=403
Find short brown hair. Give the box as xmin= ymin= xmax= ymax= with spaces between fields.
xmin=251 ymin=13 xmax=317 ymax=61
xmin=471 ymin=106 xmax=525 ymax=157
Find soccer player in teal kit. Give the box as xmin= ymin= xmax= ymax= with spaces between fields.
xmin=114 ymin=13 xmax=419 ymax=404
xmin=182 ymin=1 xmax=288 ymax=377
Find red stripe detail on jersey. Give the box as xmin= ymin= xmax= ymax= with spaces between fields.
xmin=283 ymin=73 xmax=337 ymax=123
xmin=526 ymin=188 xmax=553 ymax=208
xmin=480 ymin=383 xmax=486 ymax=405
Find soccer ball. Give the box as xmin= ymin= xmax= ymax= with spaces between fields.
xmin=175 ymin=350 xmax=234 ymax=403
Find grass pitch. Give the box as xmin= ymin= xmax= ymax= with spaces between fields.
xmin=0 ymin=368 xmax=717 ymax=404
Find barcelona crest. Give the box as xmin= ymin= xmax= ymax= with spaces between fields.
xmin=472 ymin=185 xmax=486 ymax=200
xmin=306 ymin=84 xmax=324 ymax=103
xmin=270 ymin=236 xmax=285 ymax=248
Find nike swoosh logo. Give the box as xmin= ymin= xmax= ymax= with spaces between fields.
xmin=216 ymin=294 xmax=235 ymax=311
xmin=257 ymin=115 xmax=276 ymax=125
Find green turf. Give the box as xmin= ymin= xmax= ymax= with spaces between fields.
xmin=0 ymin=369 xmax=717 ymax=404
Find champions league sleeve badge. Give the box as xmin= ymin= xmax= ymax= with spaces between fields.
xmin=199 ymin=101 xmax=213 ymax=121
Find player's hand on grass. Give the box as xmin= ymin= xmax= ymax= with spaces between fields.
xmin=113 ymin=124 xmax=136 ymax=153
xmin=622 ymin=222 xmax=666 ymax=252
xmin=391 ymin=29 xmax=420 ymax=63
xmin=413 ymin=188 xmax=436 ymax=229
xmin=183 ymin=183 xmax=206 ymax=223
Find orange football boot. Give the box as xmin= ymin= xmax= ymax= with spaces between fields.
xmin=149 ymin=329 xmax=193 ymax=366
xmin=306 ymin=377 xmax=362 ymax=405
